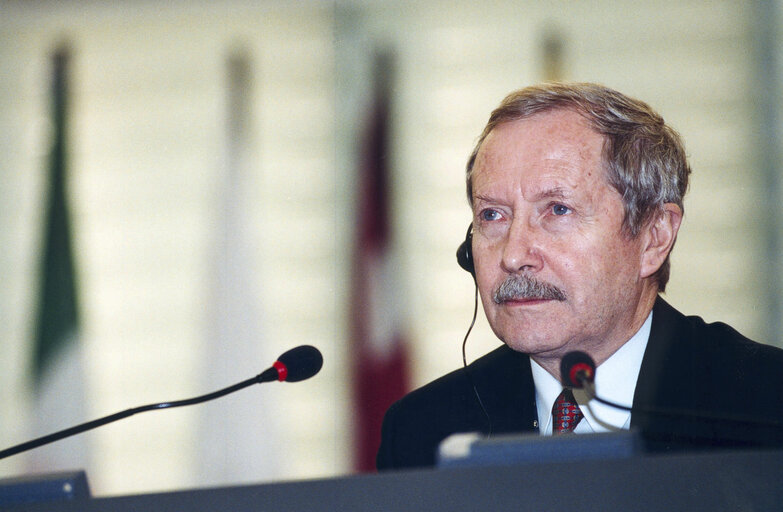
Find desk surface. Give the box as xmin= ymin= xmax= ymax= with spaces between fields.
xmin=11 ymin=448 xmax=783 ymax=512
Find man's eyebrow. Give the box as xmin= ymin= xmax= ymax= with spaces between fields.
xmin=472 ymin=187 xmax=575 ymax=206
xmin=472 ymin=194 xmax=496 ymax=204
xmin=531 ymin=186 xmax=573 ymax=201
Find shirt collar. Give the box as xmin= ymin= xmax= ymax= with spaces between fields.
xmin=531 ymin=311 xmax=652 ymax=434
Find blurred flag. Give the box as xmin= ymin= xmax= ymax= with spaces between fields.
xmin=28 ymin=46 xmax=89 ymax=471
xmin=196 ymin=50 xmax=280 ymax=485
xmin=351 ymin=51 xmax=410 ymax=472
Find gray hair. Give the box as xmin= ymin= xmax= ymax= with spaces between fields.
xmin=465 ymin=82 xmax=691 ymax=291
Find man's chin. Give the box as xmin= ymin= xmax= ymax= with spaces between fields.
xmin=500 ymin=336 xmax=571 ymax=358
xmin=487 ymin=303 xmax=576 ymax=353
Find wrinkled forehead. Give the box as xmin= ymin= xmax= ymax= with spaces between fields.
xmin=468 ymin=111 xmax=610 ymax=201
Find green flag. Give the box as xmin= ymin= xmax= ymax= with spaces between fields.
xmin=32 ymin=47 xmax=80 ymax=387
xmin=27 ymin=45 xmax=88 ymax=471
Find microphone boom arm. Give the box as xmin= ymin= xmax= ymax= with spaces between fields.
xmin=0 ymin=356 xmax=303 ymax=461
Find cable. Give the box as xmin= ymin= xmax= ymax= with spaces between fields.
xmin=461 ymin=281 xmax=493 ymax=437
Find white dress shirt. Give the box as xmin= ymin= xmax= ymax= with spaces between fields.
xmin=532 ymin=311 xmax=652 ymax=435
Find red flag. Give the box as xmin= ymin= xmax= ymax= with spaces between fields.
xmin=351 ymin=52 xmax=410 ymax=472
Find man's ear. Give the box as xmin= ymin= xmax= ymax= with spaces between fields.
xmin=640 ymin=203 xmax=682 ymax=279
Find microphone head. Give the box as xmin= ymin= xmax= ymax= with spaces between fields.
xmin=273 ymin=345 xmax=323 ymax=382
xmin=560 ymin=351 xmax=596 ymax=388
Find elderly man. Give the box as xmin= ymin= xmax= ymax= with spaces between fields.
xmin=377 ymin=82 xmax=783 ymax=470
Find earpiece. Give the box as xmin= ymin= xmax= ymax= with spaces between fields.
xmin=456 ymin=223 xmax=475 ymax=277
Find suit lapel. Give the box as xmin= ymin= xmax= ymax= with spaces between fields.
xmin=631 ymin=297 xmax=702 ymax=442
xmin=633 ymin=296 xmax=681 ymax=413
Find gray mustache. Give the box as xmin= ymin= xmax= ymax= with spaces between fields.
xmin=493 ymin=274 xmax=566 ymax=303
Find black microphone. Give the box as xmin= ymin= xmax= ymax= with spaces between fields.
xmin=560 ymin=351 xmax=630 ymax=411
xmin=0 ymin=345 xmax=323 ymax=460
xmin=560 ymin=351 xmax=596 ymax=389
xmin=256 ymin=345 xmax=324 ymax=383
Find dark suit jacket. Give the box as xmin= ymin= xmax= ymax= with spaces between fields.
xmin=377 ymin=297 xmax=783 ymax=470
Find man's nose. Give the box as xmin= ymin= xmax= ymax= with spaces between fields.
xmin=500 ymin=219 xmax=543 ymax=274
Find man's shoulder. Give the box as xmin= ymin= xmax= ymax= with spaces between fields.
xmin=635 ymin=298 xmax=783 ymax=450
xmin=653 ymin=297 xmax=783 ymax=363
xmin=644 ymin=296 xmax=783 ymax=408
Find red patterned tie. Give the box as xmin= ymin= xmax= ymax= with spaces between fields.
xmin=552 ymin=388 xmax=583 ymax=434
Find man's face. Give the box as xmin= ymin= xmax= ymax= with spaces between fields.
xmin=470 ymin=109 xmax=652 ymax=366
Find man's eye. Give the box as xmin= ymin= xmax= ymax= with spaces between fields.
xmin=552 ymin=204 xmax=570 ymax=216
xmin=480 ymin=209 xmax=502 ymax=221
